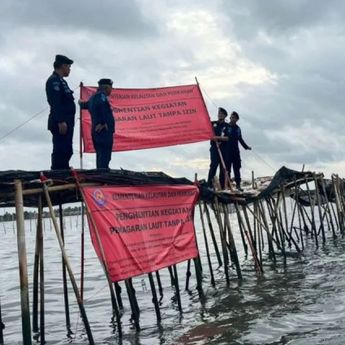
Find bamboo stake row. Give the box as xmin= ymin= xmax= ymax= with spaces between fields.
xmin=2 ymin=172 xmax=345 ymax=344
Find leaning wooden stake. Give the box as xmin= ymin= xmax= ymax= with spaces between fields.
xmin=0 ymin=296 xmax=4 ymax=345
xmin=14 ymin=179 xmax=32 ymax=345
xmin=198 ymin=200 xmax=215 ymax=286
xmin=58 ymin=204 xmax=72 ymax=335
xmin=41 ymin=178 xmax=95 ymax=344
xmin=38 ymin=196 xmax=45 ymax=345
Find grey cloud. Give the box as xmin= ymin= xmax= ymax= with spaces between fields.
xmin=222 ymin=0 xmax=345 ymax=39
xmin=0 ymin=0 xmax=156 ymax=38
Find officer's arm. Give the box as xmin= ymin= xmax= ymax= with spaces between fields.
xmin=78 ymin=100 xmax=89 ymax=110
xmin=94 ymin=101 xmax=107 ymax=126
xmin=46 ymin=80 xmax=66 ymax=123
xmin=239 ymin=132 xmax=251 ymax=150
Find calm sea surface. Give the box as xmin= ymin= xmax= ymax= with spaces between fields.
xmin=1 ymin=209 xmax=345 ymax=345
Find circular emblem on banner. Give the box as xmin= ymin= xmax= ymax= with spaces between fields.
xmin=92 ymin=189 xmax=106 ymax=207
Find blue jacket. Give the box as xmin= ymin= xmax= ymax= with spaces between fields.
xmin=227 ymin=124 xmax=249 ymax=154
xmin=46 ymin=72 xmax=75 ymax=131
xmin=210 ymin=121 xmax=230 ymax=151
xmin=85 ymin=91 xmax=115 ymax=146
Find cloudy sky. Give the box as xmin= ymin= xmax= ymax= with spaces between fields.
xmin=0 ymin=0 xmax=344 ymax=181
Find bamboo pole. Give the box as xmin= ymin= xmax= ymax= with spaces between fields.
xmin=198 ymin=201 xmax=215 ymax=286
xmin=211 ymin=199 xmax=230 ymax=285
xmin=32 ymin=204 xmax=40 ymax=334
xmin=38 ymin=197 xmax=45 ymax=345
xmin=173 ymin=265 xmax=182 ymax=312
xmin=203 ymin=201 xmax=222 ymax=267
xmin=148 ymin=273 xmax=161 ymax=323
xmin=41 ymin=179 xmax=95 ymax=344
xmin=59 ymin=204 xmax=71 ymax=334
xmin=14 ymin=179 xmax=32 ymax=345
xmin=0 ymin=296 xmax=4 ymax=345
xmin=221 ymin=204 xmax=242 ymax=279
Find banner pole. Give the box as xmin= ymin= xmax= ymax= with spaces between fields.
xmin=79 ymin=82 xmax=86 ymax=303
xmin=195 ymin=77 xmax=232 ymax=190
xmin=79 ymin=82 xmax=84 ymax=170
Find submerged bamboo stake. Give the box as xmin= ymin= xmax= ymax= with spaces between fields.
xmin=221 ymin=204 xmax=242 ymax=279
xmin=173 ymin=265 xmax=182 ymax=312
xmin=33 ymin=202 xmax=40 ymax=334
xmin=38 ymin=197 xmax=45 ymax=345
xmin=41 ymin=179 xmax=95 ymax=344
xmin=198 ymin=201 xmax=215 ymax=287
xmin=212 ymin=199 xmax=230 ymax=285
xmin=125 ymin=279 xmax=140 ymax=330
xmin=14 ymin=179 xmax=32 ymax=345
xmin=203 ymin=201 xmax=222 ymax=267
xmin=0 ymin=296 xmax=4 ymax=345
xmin=148 ymin=273 xmax=161 ymax=323
xmin=155 ymin=271 xmax=164 ymax=302
xmin=59 ymin=204 xmax=71 ymax=335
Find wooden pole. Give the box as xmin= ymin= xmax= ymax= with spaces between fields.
xmin=59 ymin=204 xmax=71 ymax=334
xmin=14 ymin=179 xmax=32 ymax=345
xmin=41 ymin=180 xmax=95 ymax=344
xmin=38 ymin=196 xmax=45 ymax=345
xmin=198 ymin=201 xmax=215 ymax=286
xmin=0 ymin=296 xmax=4 ymax=345
xmin=148 ymin=273 xmax=161 ymax=323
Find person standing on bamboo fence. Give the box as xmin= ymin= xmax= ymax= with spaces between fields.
xmin=207 ymin=107 xmax=230 ymax=189
xmin=79 ymin=79 xmax=115 ymax=169
xmin=46 ymin=54 xmax=76 ymax=170
xmin=225 ymin=111 xmax=251 ymax=191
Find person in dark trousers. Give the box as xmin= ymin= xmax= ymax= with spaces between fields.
xmin=46 ymin=54 xmax=76 ymax=170
xmin=226 ymin=111 xmax=251 ymax=191
xmin=207 ymin=107 xmax=230 ymax=189
xmin=80 ymin=79 xmax=115 ymax=169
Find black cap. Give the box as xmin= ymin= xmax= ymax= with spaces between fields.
xmin=218 ymin=107 xmax=228 ymax=117
xmin=54 ymin=54 xmax=74 ymax=65
xmin=98 ymin=78 xmax=113 ymax=86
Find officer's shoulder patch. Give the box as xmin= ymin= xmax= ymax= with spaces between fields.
xmin=52 ymin=81 xmax=60 ymax=91
xmin=100 ymin=94 xmax=106 ymax=102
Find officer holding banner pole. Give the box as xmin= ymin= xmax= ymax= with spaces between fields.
xmin=207 ymin=107 xmax=230 ymax=189
xmin=79 ymin=79 xmax=115 ymax=169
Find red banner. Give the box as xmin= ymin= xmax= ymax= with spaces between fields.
xmin=83 ymin=185 xmax=199 ymax=282
xmin=80 ymin=84 xmax=213 ymax=152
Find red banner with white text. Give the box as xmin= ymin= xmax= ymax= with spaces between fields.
xmin=80 ymin=84 xmax=213 ymax=152
xmin=83 ymin=185 xmax=199 ymax=282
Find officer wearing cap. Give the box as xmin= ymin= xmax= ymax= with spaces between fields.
xmin=79 ymin=79 xmax=115 ymax=169
xmin=46 ymin=54 xmax=76 ymax=169
xmin=207 ymin=107 xmax=230 ymax=189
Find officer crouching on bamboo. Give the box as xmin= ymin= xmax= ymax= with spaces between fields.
xmin=79 ymin=79 xmax=115 ymax=169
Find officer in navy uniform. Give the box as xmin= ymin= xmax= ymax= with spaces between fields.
xmin=207 ymin=107 xmax=230 ymax=189
xmin=46 ymin=54 xmax=76 ymax=170
xmin=226 ymin=111 xmax=251 ymax=190
xmin=80 ymin=79 xmax=115 ymax=169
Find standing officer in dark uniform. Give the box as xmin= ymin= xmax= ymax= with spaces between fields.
xmin=226 ymin=111 xmax=251 ymax=191
xmin=46 ymin=54 xmax=76 ymax=170
xmin=80 ymin=79 xmax=115 ymax=169
xmin=207 ymin=107 xmax=230 ymax=189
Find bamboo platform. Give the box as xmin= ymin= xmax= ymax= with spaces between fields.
xmin=0 ymin=166 xmax=344 ymax=344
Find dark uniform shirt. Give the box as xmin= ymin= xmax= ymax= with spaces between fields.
xmin=227 ymin=124 xmax=249 ymax=155
xmin=210 ymin=121 xmax=230 ymax=150
xmin=46 ymin=71 xmax=76 ymax=131
xmin=87 ymin=91 xmax=115 ymax=146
